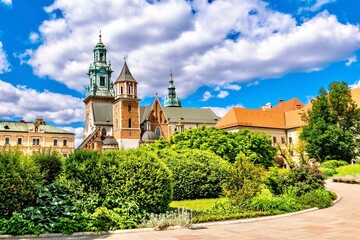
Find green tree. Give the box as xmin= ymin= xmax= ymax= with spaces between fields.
xmin=234 ymin=130 xmax=276 ymax=168
xmin=150 ymin=126 xmax=276 ymax=166
xmin=301 ymin=81 xmax=360 ymax=163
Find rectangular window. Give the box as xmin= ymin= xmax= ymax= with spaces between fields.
xmin=100 ymin=77 xmax=105 ymax=86
xmin=273 ymin=137 xmax=277 ymax=144
xmin=32 ymin=138 xmax=40 ymax=145
xmin=62 ymin=153 xmax=68 ymax=157
xmin=289 ymin=137 xmax=293 ymax=144
xmin=5 ymin=137 xmax=9 ymax=145
xmin=281 ymin=136 xmax=285 ymax=144
xmin=17 ymin=138 xmax=22 ymax=145
xmin=63 ymin=139 xmax=67 ymax=146
xmin=53 ymin=139 xmax=58 ymax=146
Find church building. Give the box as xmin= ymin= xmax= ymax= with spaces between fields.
xmin=78 ymin=34 xmax=219 ymax=150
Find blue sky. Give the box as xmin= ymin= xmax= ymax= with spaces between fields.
xmin=1 ymin=0 xmax=360 ymax=145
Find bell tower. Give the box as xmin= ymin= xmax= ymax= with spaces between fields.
xmin=112 ymin=60 xmax=141 ymax=148
xmin=86 ymin=31 xmax=114 ymax=97
xmin=83 ymin=32 xmax=114 ymax=139
xmin=164 ymin=68 xmax=181 ymax=107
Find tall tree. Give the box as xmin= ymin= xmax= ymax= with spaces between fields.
xmin=301 ymin=81 xmax=360 ymax=163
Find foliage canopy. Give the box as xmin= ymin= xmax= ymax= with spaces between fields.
xmin=301 ymin=81 xmax=360 ymax=162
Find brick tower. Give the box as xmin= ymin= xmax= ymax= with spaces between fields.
xmin=112 ymin=60 xmax=141 ymax=148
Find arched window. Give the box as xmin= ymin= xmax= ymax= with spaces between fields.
xmin=155 ymin=127 xmax=162 ymax=138
xmin=128 ymin=103 xmax=132 ymax=112
xmin=120 ymin=86 xmax=123 ymax=95
xmin=100 ymin=53 xmax=104 ymax=61
xmin=128 ymin=86 xmax=131 ymax=94
xmin=101 ymin=128 xmax=106 ymax=137
xmin=128 ymin=118 xmax=132 ymax=128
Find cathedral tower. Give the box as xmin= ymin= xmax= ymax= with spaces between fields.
xmin=164 ymin=69 xmax=181 ymax=107
xmin=112 ymin=60 xmax=141 ymax=148
xmin=83 ymin=32 xmax=114 ymax=139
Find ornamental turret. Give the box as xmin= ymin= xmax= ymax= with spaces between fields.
xmin=164 ymin=69 xmax=181 ymax=107
xmin=86 ymin=31 xmax=114 ymax=97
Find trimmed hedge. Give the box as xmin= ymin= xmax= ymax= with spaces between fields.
xmin=63 ymin=149 xmax=173 ymax=214
xmin=0 ymin=150 xmax=42 ymax=218
xmin=31 ymin=149 xmax=63 ymax=184
xmin=158 ymin=149 xmax=231 ymax=200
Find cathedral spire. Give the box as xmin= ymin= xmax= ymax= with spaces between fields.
xmin=164 ymin=68 xmax=181 ymax=107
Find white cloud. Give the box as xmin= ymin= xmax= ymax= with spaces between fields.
xmin=247 ymin=81 xmax=259 ymax=87
xmin=0 ymin=42 xmax=10 ymax=73
xmin=349 ymin=80 xmax=360 ymax=89
xmin=216 ymin=90 xmax=229 ymax=99
xmin=201 ymin=91 xmax=213 ymax=102
xmin=206 ymin=104 xmax=245 ymax=118
xmin=0 ymin=80 xmax=84 ymax=124
xmin=61 ymin=126 xmax=84 ymax=148
xmin=308 ymin=0 xmax=336 ymax=12
xmin=346 ymin=55 xmax=357 ymax=67
xmin=215 ymin=83 xmax=241 ymax=91
xmin=29 ymin=32 xmax=40 ymax=43
xmin=1 ymin=0 xmax=11 ymax=6
xmin=25 ymin=0 xmax=360 ymax=99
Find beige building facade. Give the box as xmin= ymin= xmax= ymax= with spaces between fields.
xmin=0 ymin=117 xmax=74 ymax=156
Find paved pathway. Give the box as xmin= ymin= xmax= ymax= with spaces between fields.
xmin=21 ymin=181 xmax=360 ymax=240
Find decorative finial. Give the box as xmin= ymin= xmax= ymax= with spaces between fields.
xmin=170 ymin=65 xmax=173 ymax=81
xmin=155 ymin=92 xmax=158 ymax=98
xmin=99 ymin=30 xmax=102 ymax=42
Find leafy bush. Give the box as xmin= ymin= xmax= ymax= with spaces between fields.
xmin=321 ymin=160 xmax=348 ymax=169
xmin=158 ymin=149 xmax=231 ymax=200
xmin=0 ymin=150 xmax=42 ymax=218
xmin=151 ymin=127 xmax=276 ymax=166
xmin=31 ymin=149 xmax=63 ymax=184
xmin=245 ymin=192 xmax=303 ymax=214
xmin=282 ymin=165 xmax=325 ymax=196
xmin=299 ymin=189 xmax=336 ymax=209
xmin=88 ymin=207 xmax=137 ymax=231
xmin=63 ymin=149 xmax=173 ymax=214
xmin=222 ymin=153 xmax=263 ymax=205
xmin=263 ymin=167 xmax=289 ymax=195
xmin=319 ymin=167 xmax=337 ymax=178
xmin=0 ymin=183 xmax=81 ymax=235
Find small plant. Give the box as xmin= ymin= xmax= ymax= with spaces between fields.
xmin=222 ymin=153 xmax=263 ymax=205
xmin=140 ymin=208 xmax=192 ymax=231
xmin=245 ymin=192 xmax=303 ymax=214
xmin=321 ymin=160 xmax=348 ymax=169
xmin=89 ymin=207 xmax=137 ymax=231
xmin=299 ymin=189 xmax=336 ymax=209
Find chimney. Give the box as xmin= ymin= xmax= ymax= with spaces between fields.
xmin=278 ymin=99 xmax=284 ymax=104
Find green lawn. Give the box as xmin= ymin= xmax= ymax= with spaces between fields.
xmin=335 ymin=164 xmax=360 ymax=176
xmin=170 ymin=197 xmax=227 ymax=211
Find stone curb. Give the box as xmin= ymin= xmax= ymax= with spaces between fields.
xmin=1 ymin=191 xmax=343 ymax=239
xmin=331 ymin=176 xmax=360 ymax=184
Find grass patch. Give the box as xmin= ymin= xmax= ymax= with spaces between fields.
xmin=335 ymin=164 xmax=360 ymax=177
xmin=170 ymin=198 xmax=227 ymax=211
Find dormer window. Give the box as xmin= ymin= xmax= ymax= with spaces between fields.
xmin=4 ymin=125 xmax=9 ymax=130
